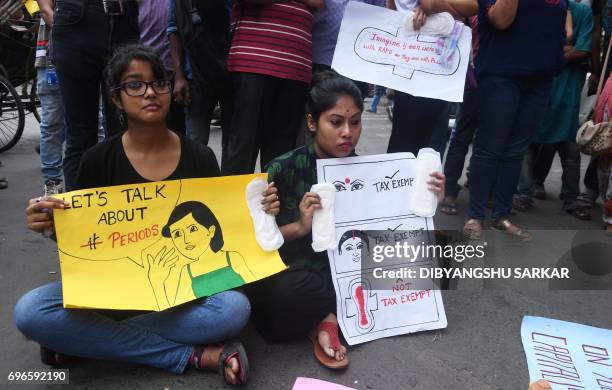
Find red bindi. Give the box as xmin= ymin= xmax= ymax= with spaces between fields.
xmin=345 ymin=177 xmax=351 ymax=184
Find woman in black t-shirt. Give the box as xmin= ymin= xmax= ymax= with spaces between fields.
xmin=18 ymin=45 xmax=276 ymax=386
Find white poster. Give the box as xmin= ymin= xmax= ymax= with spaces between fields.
xmin=317 ymin=153 xmax=447 ymax=345
xmin=521 ymin=316 xmax=612 ymax=389
xmin=331 ymin=2 xmax=471 ymax=102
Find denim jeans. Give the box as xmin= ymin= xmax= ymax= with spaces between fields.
xmin=444 ymin=85 xmax=478 ymax=198
xmin=37 ymin=68 xmax=66 ymax=183
xmin=468 ymin=76 xmax=552 ymax=220
xmin=13 ymin=282 xmax=250 ymax=373
xmin=52 ymin=0 xmax=138 ymax=191
xmin=369 ymin=85 xmax=385 ymax=112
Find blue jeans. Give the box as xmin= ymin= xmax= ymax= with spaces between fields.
xmin=468 ymin=76 xmax=552 ymax=220
xmin=369 ymin=85 xmax=385 ymax=112
xmin=14 ymin=282 xmax=250 ymax=373
xmin=37 ymin=68 xmax=66 ymax=183
xmin=443 ymin=85 xmax=478 ymax=198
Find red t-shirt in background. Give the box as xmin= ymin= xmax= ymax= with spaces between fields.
xmin=227 ymin=2 xmax=313 ymax=84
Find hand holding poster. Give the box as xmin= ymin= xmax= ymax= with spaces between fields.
xmin=521 ymin=316 xmax=612 ymax=389
xmin=53 ymin=174 xmax=287 ymax=311
xmin=331 ymin=2 xmax=472 ymax=102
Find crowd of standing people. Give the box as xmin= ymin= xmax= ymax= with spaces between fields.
xmin=8 ymin=0 xmax=612 ymax=386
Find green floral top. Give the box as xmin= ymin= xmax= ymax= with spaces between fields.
xmin=265 ymin=144 xmax=329 ymax=271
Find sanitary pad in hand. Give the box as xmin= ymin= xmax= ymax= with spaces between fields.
xmin=245 ymin=178 xmax=284 ymax=251
xmin=310 ymin=183 xmax=336 ymax=252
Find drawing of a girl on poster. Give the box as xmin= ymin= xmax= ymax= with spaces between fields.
xmin=145 ymin=201 xmax=254 ymax=310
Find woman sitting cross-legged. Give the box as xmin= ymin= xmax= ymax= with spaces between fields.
xmin=15 ymin=44 xmax=277 ymax=386
xmin=244 ymin=71 xmax=445 ymax=369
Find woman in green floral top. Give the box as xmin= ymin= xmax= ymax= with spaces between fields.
xmin=244 ymin=71 xmax=446 ymax=370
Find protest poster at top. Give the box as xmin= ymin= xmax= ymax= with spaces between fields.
xmin=317 ymin=153 xmax=447 ymax=345
xmin=521 ymin=316 xmax=612 ymax=389
xmin=53 ymin=174 xmax=287 ymax=311
xmin=331 ymin=2 xmax=471 ymax=102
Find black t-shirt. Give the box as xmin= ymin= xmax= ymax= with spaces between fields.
xmin=75 ymin=133 xmax=220 ymax=190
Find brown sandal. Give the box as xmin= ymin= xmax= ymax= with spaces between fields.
xmin=492 ymin=219 xmax=531 ymax=241
xmin=307 ymin=321 xmax=349 ymax=370
xmin=463 ymin=219 xmax=483 ymax=240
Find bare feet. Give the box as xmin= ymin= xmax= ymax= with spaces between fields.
xmin=317 ymin=313 xmax=347 ymax=361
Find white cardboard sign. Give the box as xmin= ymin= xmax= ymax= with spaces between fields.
xmin=331 ymin=2 xmax=471 ymax=102
xmin=317 ymin=153 xmax=447 ymax=345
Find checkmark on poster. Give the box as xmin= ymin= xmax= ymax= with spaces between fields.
xmin=387 ymin=224 xmax=403 ymax=232
xmin=385 ymin=170 xmax=400 ymax=180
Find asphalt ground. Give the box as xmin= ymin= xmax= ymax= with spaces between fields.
xmin=0 ymin=98 xmax=610 ymax=390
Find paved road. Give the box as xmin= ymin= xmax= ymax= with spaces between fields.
xmin=0 ymin=102 xmax=610 ymax=390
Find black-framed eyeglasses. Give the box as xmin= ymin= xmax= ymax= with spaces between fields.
xmin=112 ymin=80 xmax=172 ymax=97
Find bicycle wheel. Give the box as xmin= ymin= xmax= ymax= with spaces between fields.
xmin=0 ymin=75 xmax=25 ymax=153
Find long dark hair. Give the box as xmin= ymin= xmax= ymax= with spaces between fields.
xmin=162 ymin=201 xmax=224 ymax=252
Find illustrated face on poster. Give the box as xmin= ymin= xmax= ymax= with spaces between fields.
xmin=54 ymin=175 xmax=287 ymax=311
xmin=337 ymin=230 xmax=370 ymax=263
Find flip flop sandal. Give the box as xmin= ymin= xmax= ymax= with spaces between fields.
xmin=217 ymin=340 xmax=249 ymax=386
xmin=439 ymin=201 xmax=458 ymax=215
xmin=308 ymin=321 xmax=349 ymax=370
xmin=0 ymin=178 xmax=7 ymax=190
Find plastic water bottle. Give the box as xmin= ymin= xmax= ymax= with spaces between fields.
xmin=409 ymin=148 xmax=441 ymax=217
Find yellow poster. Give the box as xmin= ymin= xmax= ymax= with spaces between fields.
xmin=53 ymin=174 xmax=286 ymax=311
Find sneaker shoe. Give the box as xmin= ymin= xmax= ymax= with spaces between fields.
xmin=366 ymin=109 xmax=376 ymax=113
xmin=44 ymin=179 xmax=64 ymax=196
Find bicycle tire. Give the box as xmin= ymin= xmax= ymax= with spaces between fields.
xmin=0 ymin=75 xmax=25 ymax=153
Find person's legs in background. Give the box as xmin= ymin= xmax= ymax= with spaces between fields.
xmin=259 ymin=78 xmax=308 ymax=169
xmin=580 ymin=156 xmax=600 ymax=207
xmin=440 ymin=85 xmax=478 ymax=215
xmin=428 ymin=103 xmax=452 ymax=157
xmin=37 ymin=67 xmax=65 ymax=195
xmin=468 ymin=76 xmax=522 ymax=223
xmin=387 ymin=93 xmax=449 ymax=155
xmin=368 ymin=85 xmax=385 ymax=113
xmin=489 ymin=77 xmax=552 ymax=225
xmin=222 ymin=73 xmax=270 ymax=174
xmin=514 ymin=145 xmax=536 ymax=211
xmin=531 ymin=143 xmax=557 ymax=199
xmin=53 ymin=0 xmax=109 ymax=191
xmin=558 ymin=141 xmax=590 ymax=220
